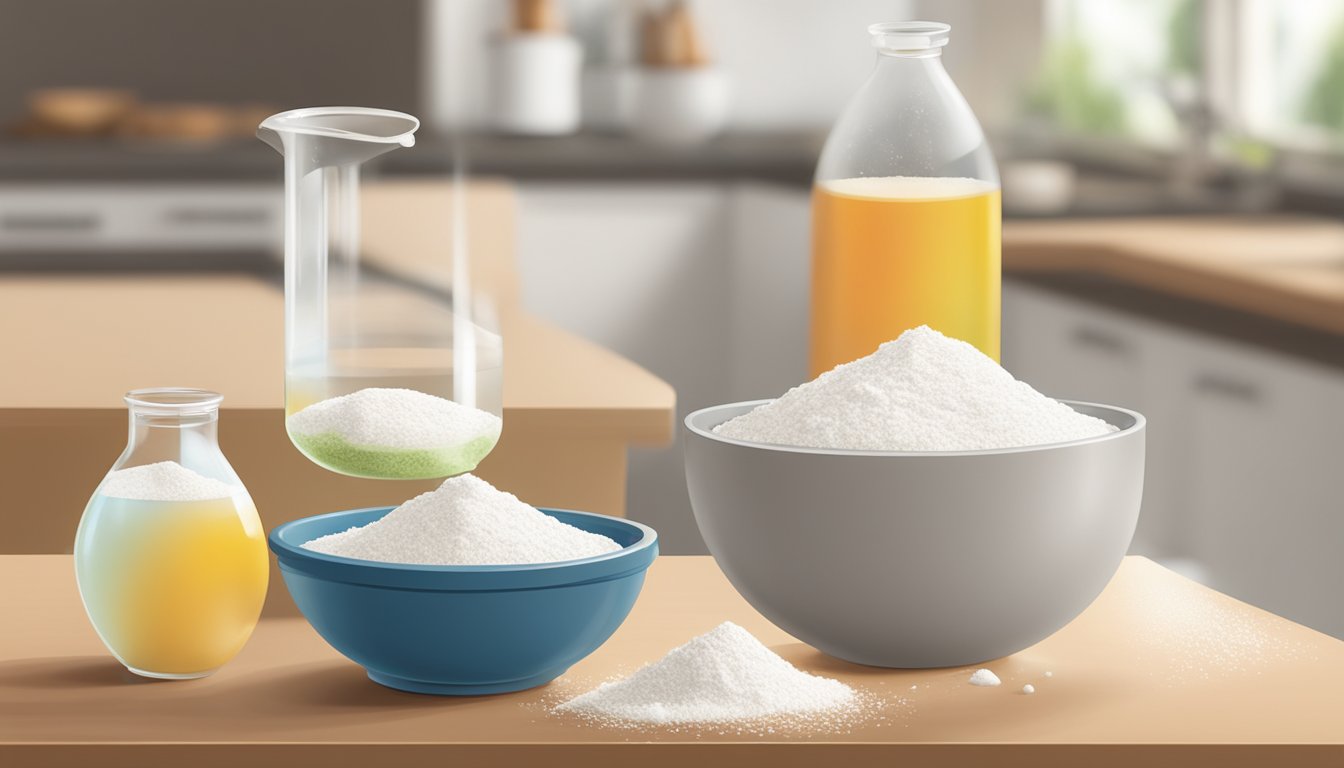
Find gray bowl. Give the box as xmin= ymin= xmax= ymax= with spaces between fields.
xmin=684 ymin=400 xmax=1145 ymax=668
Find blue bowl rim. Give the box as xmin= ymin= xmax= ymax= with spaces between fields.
xmin=269 ymin=506 xmax=658 ymax=591
xmin=686 ymin=398 xmax=1145 ymax=458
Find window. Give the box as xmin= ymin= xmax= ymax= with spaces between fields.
xmin=1241 ymin=0 xmax=1344 ymax=150
xmin=1029 ymin=0 xmax=1203 ymax=146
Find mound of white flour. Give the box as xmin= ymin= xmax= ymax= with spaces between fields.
xmin=714 ymin=326 xmax=1116 ymax=451
xmin=100 ymin=461 xmax=239 ymax=501
xmin=302 ymin=474 xmax=621 ymax=565
xmin=287 ymin=387 xmax=501 ymax=450
xmin=556 ymin=622 xmax=856 ymax=724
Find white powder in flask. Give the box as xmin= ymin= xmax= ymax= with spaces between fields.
xmin=713 ymin=325 xmax=1117 ymax=452
xmin=302 ymin=473 xmax=621 ymax=566
xmin=968 ymin=668 xmax=1001 ymax=686
xmin=555 ymin=621 xmax=857 ymax=725
xmin=100 ymin=461 xmax=239 ymax=501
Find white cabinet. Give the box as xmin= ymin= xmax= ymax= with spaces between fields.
xmin=513 ymin=181 xmax=813 ymax=556
xmin=1006 ymin=277 xmax=1344 ymax=639
xmin=1003 ymin=281 xmax=1144 ymax=410
xmin=1003 ymin=281 xmax=1191 ymax=559
xmin=1181 ymin=335 xmax=1344 ymax=638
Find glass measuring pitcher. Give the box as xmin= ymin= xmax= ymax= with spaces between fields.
xmin=75 ymin=389 xmax=267 ymax=679
xmin=259 ymin=108 xmax=504 ymax=480
xmin=811 ymin=22 xmax=1000 ymax=375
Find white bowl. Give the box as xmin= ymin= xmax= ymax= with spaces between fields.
xmin=632 ymin=68 xmax=729 ymax=145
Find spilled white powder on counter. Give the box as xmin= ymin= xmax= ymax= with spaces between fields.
xmin=99 ymin=461 xmax=239 ymax=501
xmin=287 ymin=387 xmax=501 ymax=450
xmin=1115 ymin=562 xmax=1313 ymax=682
xmin=1022 ymin=684 xmax=1035 ymax=695
xmin=302 ymin=473 xmax=621 ymax=566
xmin=968 ymin=668 xmax=1001 ymax=687
xmin=555 ymin=622 xmax=857 ymax=726
xmin=713 ymin=325 xmax=1117 ymax=452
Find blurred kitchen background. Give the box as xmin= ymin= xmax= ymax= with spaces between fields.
xmin=2 ymin=0 xmax=1343 ymax=638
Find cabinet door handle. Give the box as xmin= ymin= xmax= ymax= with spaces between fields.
xmin=1070 ymin=326 xmax=1132 ymax=356
xmin=1 ymin=213 xmax=100 ymax=232
xmin=1194 ymin=373 xmax=1262 ymax=404
xmin=163 ymin=207 xmax=271 ymax=226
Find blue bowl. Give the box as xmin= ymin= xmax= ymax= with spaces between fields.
xmin=268 ymin=507 xmax=658 ymax=695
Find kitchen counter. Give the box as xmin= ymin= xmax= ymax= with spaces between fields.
xmin=0 ymin=131 xmax=824 ymax=184
xmin=2 ymin=554 xmax=1341 ymax=767
xmin=1004 ymin=216 xmax=1344 ymax=339
xmin=0 ymin=275 xmax=672 ymax=559
xmin=0 ymin=180 xmax=675 ymax=575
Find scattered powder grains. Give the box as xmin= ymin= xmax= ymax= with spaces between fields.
xmin=1022 ymin=684 xmax=1036 ymax=695
xmin=555 ymin=622 xmax=859 ymax=726
xmin=287 ymin=387 xmax=502 ymax=478
xmin=100 ymin=461 xmax=238 ymax=501
xmin=713 ymin=325 xmax=1117 ymax=452
xmin=1117 ymin=565 xmax=1308 ymax=681
xmin=302 ymin=474 xmax=621 ymax=565
xmin=968 ymin=668 xmax=1001 ymax=687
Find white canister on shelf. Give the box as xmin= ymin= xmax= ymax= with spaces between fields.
xmin=632 ymin=67 xmax=729 ymax=145
xmin=489 ymin=33 xmax=583 ymax=136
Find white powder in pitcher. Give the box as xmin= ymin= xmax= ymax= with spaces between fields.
xmin=714 ymin=325 xmax=1117 ymax=451
xmin=287 ymin=387 xmax=502 ymax=450
xmin=99 ymin=461 xmax=239 ymax=501
xmin=555 ymin=622 xmax=857 ymax=725
xmin=302 ymin=474 xmax=621 ymax=566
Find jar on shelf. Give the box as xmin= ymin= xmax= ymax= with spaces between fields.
xmin=811 ymin=21 xmax=1001 ymax=375
xmin=258 ymin=107 xmax=504 ymax=480
xmin=74 ymin=388 xmax=267 ymax=679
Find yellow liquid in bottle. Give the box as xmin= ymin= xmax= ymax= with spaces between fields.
xmin=810 ymin=176 xmax=1002 ymax=375
xmin=74 ymin=495 xmax=268 ymax=678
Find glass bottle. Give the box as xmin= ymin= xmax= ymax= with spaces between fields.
xmin=811 ymin=21 xmax=1001 ymax=375
xmin=74 ymin=389 xmax=267 ymax=679
xmin=259 ymin=107 xmax=504 ymax=480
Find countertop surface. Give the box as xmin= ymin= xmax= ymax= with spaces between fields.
xmin=0 ymin=273 xmax=672 ymax=440
xmin=0 ymin=132 xmax=824 ymax=184
xmin=1004 ymin=215 xmax=1344 ymax=339
xmin=0 ymin=178 xmax=675 ymax=441
xmin=3 ymin=555 xmax=1341 ymax=766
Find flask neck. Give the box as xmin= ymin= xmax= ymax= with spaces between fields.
xmin=876 ymin=46 xmax=944 ymax=61
xmin=122 ymin=388 xmax=223 ymax=458
xmin=869 ymin=20 xmax=950 ymax=59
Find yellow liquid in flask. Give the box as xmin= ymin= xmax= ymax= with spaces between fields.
xmin=811 ymin=176 xmax=1001 ymax=375
xmin=74 ymin=494 xmax=268 ymax=678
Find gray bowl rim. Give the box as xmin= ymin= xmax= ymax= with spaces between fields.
xmin=685 ymin=399 xmax=1145 ymax=458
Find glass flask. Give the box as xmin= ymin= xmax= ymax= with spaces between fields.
xmin=258 ymin=107 xmax=504 ymax=480
xmin=811 ymin=21 xmax=1001 ymax=376
xmin=74 ymin=389 xmax=267 ymax=679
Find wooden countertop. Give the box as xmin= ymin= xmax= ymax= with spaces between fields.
xmin=0 ymin=273 xmax=672 ymax=441
xmin=0 ymin=177 xmax=674 ymax=440
xmin=3 ymin=555 xmax=1341 ymax=766
xmin=1004 ymin=215 xmax=1344 ymax=336
xmin=0 ymin=179 xmax=674 ymax=551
